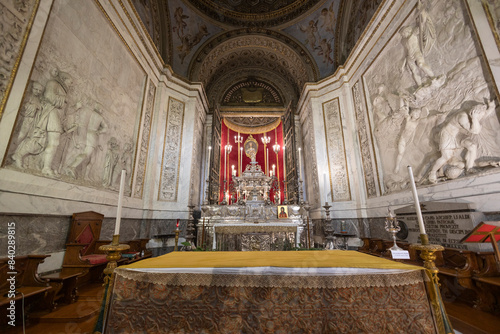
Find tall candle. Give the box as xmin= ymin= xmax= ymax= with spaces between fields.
xmin=224 ymin=146 xmax=227 ymax=182
xmin=407 ymin=166 xmax=426 ymax=235
xmin=114 ymin=170 xmax=126 ymax=235
xmin=240 ymin=147 xmax=243 ymax=176
xmin=266 ymin=148 xmax=269 ymax=176
xmin=176 ymin=219 xmax=179 ymax=229
xmin=324 ymin=173 xmax=328 ymax=203
xmin=283 ymin=146 xmax=286 ymax=179
xmin=207 ymin=146 xmax=211 ymax=174
xmin=298 ymin=148 xmax=302 ymax=179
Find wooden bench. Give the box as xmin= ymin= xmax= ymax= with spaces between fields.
xmin=0 ymin=255 xmax=54 ymax=326
xmin=122 ymin=239 xmax=152 ymax=264
xmin=41 ymin=271 xmax=80 ymax=305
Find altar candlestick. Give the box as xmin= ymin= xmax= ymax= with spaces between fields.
xmin=298 ymin=148 xmax=302 ymax=179
xmin=407 ymin=166 xmax=426 ymax=235
xmin=114 ymin=170 xmax=126 ymax=235
xmin=201 ymin=218 xmax=206 ymax=249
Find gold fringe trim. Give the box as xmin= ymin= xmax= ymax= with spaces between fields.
xmin=115 ymin=268 xmax=425 ymax=289
xmin=224 ymin=117 xmax=281 ymax=134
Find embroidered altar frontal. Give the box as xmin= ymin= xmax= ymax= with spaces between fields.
xmin=106 ymin=251 xmax=438 ymax=333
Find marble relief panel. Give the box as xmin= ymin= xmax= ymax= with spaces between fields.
xmin=0 ymin=0 xmax=39 ymax=119
xmin=134 ymin=80 xmax=156 ymax=199
xmin=158 ymin=97 xmax=184 ymax=202
xmin=322 ymin=99 xmax=351 ymax=202
xmin=363 ymin=0 xmax=500 ymax=194
xmin=301 ymin=105 xmax=320 ymax=207
xmin=189 ymin=105 xmax=204 ymax=205
xmin=3 ymin=0 xmax=146 ymax=194
xmin=352 ymin=81 xmax=379 ymax=198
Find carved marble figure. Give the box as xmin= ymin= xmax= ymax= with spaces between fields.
xmin=102 ymin=137 xmax=120 ymax=188
xmin=17 ymin=81 xmax=43 ymax=143
xmin=394 ymin=108 xmax=428 ymax=173
xmin=428 ymin=100 xmax=497 ymax=183
xmin=65 ymin=102 xmax=108 ymax=180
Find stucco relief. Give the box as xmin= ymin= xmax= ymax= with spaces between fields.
xmin=322 ymin=99 xmax=351 ymax=202
xmin=0 ymin=0 xmax=38 ymax=118
xmin=364 ymin=0 xmax=500 ymax=194
xmin=134 ymin=81 xmax=156 ymax=199
xmin=4 ymin=0 xmax=145 ymax=193
xmin=352 ymin=82 xmax=378 ymax=198
xmin=301 ymin=105 xmax=320 ymax=207
xmin=159 ymin=97 xmax=184 ymax=202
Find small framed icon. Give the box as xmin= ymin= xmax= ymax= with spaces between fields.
xmin=278 ymin=205 xmax=288 ymax=219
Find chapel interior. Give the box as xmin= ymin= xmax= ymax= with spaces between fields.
xmin=1 ymin=0 xmax=500 ymax=333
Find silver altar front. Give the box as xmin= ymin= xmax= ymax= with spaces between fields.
xmin=201 ymin=159 xmax=308 ymax=251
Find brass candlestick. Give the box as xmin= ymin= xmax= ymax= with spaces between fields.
xmin=99 ymin=234 xmax=130 ymax=284
xmin=94 ymin=234 xmax=129 ymax=333
xmin=174 ymin=227 xmax=180 ymax=251
xmin=411 ymin=235 xmax=454 ymax=334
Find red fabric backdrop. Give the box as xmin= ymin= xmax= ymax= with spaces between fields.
xmin=219 ymin=120 xmax=285 ymax=204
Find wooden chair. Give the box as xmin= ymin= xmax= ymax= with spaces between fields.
xmin=61 ymin=211 xmax=110 ymax=287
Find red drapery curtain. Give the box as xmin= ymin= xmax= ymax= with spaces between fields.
xmin=219 ymin=120 xmax=285 ymax=204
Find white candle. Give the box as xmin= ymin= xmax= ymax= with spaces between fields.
xmin=298 ymin=148 xmax=302 ymax=179
xmin=207 ymin=146 xmax=211 ymax=171
xmin=266 ymin=148 xmax=269 ymax=176
xmin=407 ymin=166 xmax=426 ymax=235
xmin=224 ymin=146 xmax=227 ymax=182
xmin=114 ymin=170 xmax=126 ymax=235
xmin=240 ymin=147 xmax=243 ymax=175
xmin=272 ymin=164 xmax=275 ymax=176
xmin=324 ymin=173 xmax=328 ymax=203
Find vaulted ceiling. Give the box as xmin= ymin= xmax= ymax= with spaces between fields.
xmin=131 ymin=0 xmax=383 ymax=110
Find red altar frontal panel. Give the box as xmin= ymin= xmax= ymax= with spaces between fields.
xmin=219 ymin=119 xmax=285 ymax=204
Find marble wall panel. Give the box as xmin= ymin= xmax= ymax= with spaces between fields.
xmin=301 ymin=105 xmax=320 ymax=207
xmin=322 ymin=98 xmax=351 ymax=201
xmin=134 ymin=80 xmax=156 ymax=199
xmin=3 ymin=0 xmax=146 ymax=194
xmin=158 ymin=97 xmax=184 ymax=201
xmin=0 ymin=0 xmax=39 ymax=119
xmin=0 ymin=214 xmax=71 ymax=256
xmin=353 ymin=81 xmax=379 ymax=198
xmin=363 ymin=0 xmax=500 ymax=194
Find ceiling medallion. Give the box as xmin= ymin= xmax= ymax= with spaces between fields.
xmin=185 ymin=0 xmax=323 ymax=27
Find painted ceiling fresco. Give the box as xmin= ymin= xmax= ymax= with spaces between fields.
xmin=283 ymin=0 xmax=339 ymax=78
xmin=131 ymin=0 xmax=381 ymax=105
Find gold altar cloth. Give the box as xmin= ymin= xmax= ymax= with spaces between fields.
xmin=122 ymin=250 xmax=422 ymax=270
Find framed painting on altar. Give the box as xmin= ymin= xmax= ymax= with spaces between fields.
xmin=278 ymin=206 xmax=288 ymax=219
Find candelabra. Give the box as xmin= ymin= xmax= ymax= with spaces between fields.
xmin=272 ymin=142 xmax=280 ymax=154
xmin=235 ymin=135 xmax=243 ymax=144
xmin=385 ymin=209 xmax=403 ymax=251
